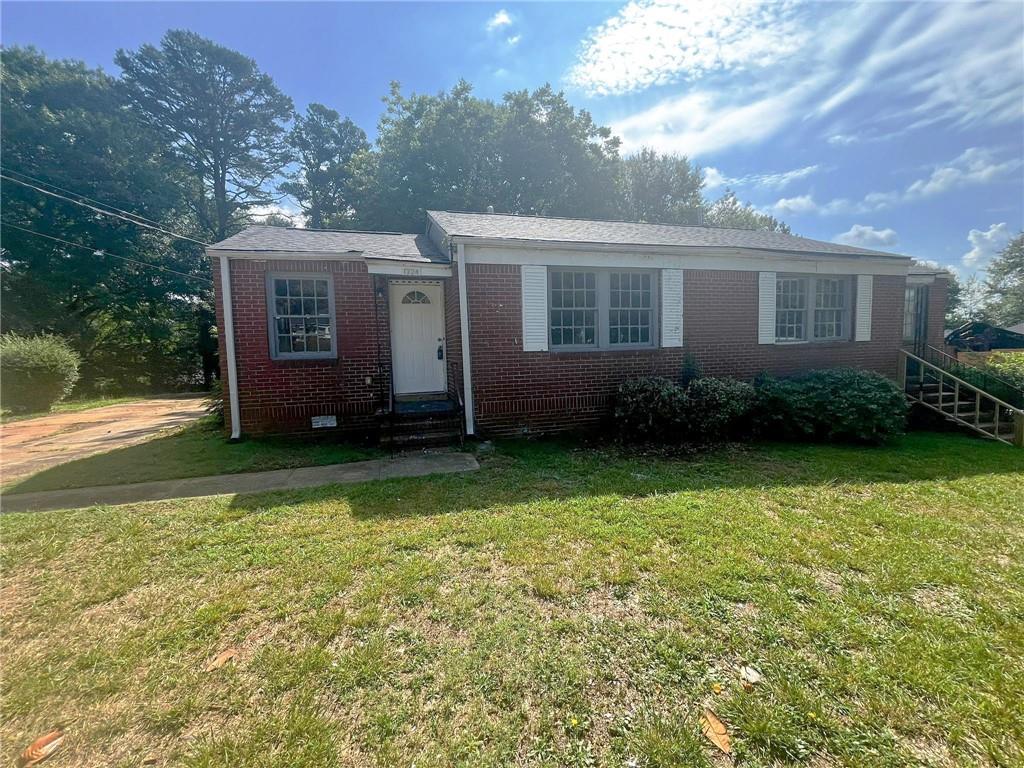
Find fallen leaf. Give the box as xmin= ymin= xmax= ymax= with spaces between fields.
xmin=701 ymin=709 xmax=731 ymax=755
xmin=17 ymin=730 xmax=64 ymax=767
xmin=204 ymin=647 xmax=239 ymax=672
xmin=739 ymin=665 xmax=762 ymax=691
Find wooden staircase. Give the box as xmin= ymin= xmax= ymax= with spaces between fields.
xmin=900 ymin=348 xmax=1024 ymax=447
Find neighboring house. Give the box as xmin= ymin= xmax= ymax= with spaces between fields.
xmin=209 ymin=211 xmax=949 ymax=439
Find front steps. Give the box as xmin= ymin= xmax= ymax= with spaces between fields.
xmin=380 ymin=396 xmax=463 ymax=449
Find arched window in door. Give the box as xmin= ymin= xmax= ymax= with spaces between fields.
xmin=401 ymin=290 xmax=431 ymax=305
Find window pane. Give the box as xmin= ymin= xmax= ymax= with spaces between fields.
xmin=278 ymin=335 xmax=292 ymax=353
xmin=271 ymin=276 xmax=335 ymax=356
xmin=274 ymin=279 xmax=288 ymax=297
xmin=315 ymin=280 xmax=328 ymax=297
xmin=549 ymin=271 xmax=597 ymax=346
xmin=609 ymin=271 xmax=653 ymax=345
xmin=288 ymin=279 xmax=301 ymax=295
xmin=776 ymin=278 xmax=807 ymax=340
xmin=813 ymin=278 xmax=845 ymax=339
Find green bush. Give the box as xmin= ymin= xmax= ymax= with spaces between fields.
xmin=683 ymin=377 xmax=756 ymax=440
xmin=204 ymin=378 xmax=225 ymax=425
xmin=981 ymin=351 xmax=1024 ymax=390
xmin=0 ymin=333 xmax=81 ymax=413
xmin=753 ymin=369 xmax=908 ymax=444
xmin=612 ymin=377 xmax=688 ymax=443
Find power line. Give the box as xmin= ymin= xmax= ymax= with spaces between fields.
xmin=1 ymin=221 xmax=213 ymax=284
xmin=0 ymin=173 xmax=210 ymax=246
xmin=0 ymin=166 xmax=167 ymax=228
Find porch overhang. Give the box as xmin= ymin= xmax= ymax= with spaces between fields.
xmin=365 ymin=256 xmax=452 ymax=277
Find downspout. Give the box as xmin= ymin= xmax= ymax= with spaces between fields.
xmin=218 ymin=254 xmax=242 ymax=440
xmin=455 ymin=241 xmax=475 ymax=435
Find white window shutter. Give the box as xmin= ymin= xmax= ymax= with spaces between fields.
xmin=521 ymin=265 xmax=548 ymax=351
xmin=758 ymin=271 xmax=776 ymax=344
xmin=660 ymin=269 xmax=683 ymax=347
xmin=855 ymin=275 xmax=873 ymax=341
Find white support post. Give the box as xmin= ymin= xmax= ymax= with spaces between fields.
xmin=456 ymin=242 xmax=475 ymax=436
xmin=219 ymin=254 xmax=242 ymax=440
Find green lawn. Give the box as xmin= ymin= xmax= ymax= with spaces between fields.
xmin=5 ymin=417 xmax=381 ymax=493
xmin=2 ymin=433 xmax=1022 ymax=767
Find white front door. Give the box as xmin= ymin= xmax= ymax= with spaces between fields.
xmin=389 ymin=281 xmax=447 ymax=395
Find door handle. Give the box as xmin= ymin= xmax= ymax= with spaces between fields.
xmin=437 ymin=344 xmax=444 ymax=360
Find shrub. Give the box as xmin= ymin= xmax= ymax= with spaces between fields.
xmin=753 ymin=369 xmax=907 ymax=444
xmin=679 ymin=352 xmax=703 ymax=387
xmin=981 ymin=351 xmax=1024 ymax=390
xmin=612 ymin=377 xmax=688 ymax=443
xmin=683 ymin=377 xmax=756 ymax=440
xmin=0 ymin=333 xmax=81 ymax=413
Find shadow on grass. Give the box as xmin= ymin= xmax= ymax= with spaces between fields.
xmin=5 ymin=418 xmax=381 ymax=494
xmin=224 ymin=430 xmax=1024 ymax=521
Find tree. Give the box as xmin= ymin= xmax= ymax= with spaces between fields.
xmin=0 ymin=47 xmax=208 ymax=391
xmin=705 ymin=190 xmax=791 ymax=233
xmin=349 ymin=81 xmax=502 ymax=232
xmin=620 ymin=148 xmax=704 ymax=225
xmin=279 ymin=103 xmax=368 ymax=229
xmin=115 ymin=30 xmax=294 ymax=241
xmin=496 ymin=85 xmax=622 ymax=219
xmin=984 ymin=232 xmax=1024 ymax=326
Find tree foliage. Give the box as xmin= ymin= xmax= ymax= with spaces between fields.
xmin=984 ymin=233 xmax=1024 ymax=326
xmin=620 ymin=148 xmax=704 ymax=225
xmin=704 ymin=190 xmax=791 ymax=233
xmin=115 ymin=30 xmax=294 ymax=241
xmin=280 ymin=103 xmax=368 ymax=229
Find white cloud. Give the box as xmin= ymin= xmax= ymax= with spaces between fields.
xmin=567 ymin=0 xmax=808 ymax=96
xmin=703 ymin=164 xmax=820 ymax=192
xmin=612 ymin=82 xmax=818 ymax=156
xmin=963 ymin=222 xmax=1011 ymax=268
xmin=772 ymin=195 xmax=818 ymax=216
xmin=834 ymin=224 xmax=898 ymax=248
xmin=506 ymin=34 xmax=521 ymax=46
xmin=584 ymin=2 xmax=1022 ymax=158
xmin=485 ymin=9 xmax=512 ymax=31
xmin=905 ymin=147 xmax=1021 ymax=200
xmin=250 ymin=203 xmax=305 ymax=228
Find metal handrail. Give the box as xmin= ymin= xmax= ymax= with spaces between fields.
xmin=902 ymin=350 xmax=1022 ymax=413
xmin=922 ymin=345 xmax=1024 ymax=402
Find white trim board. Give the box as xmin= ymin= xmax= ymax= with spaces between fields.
xmin=461 ymin=244 xmax=909 ymax=276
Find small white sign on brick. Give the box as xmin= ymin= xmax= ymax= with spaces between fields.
xmin=311 ymin=415 xmax=337 ymax=429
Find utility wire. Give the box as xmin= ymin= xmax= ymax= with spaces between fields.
xmin=0 ymin=166 xmax=168 ymax=228
xmin=1 ymin=221 xmax=213 ymax=284
xmin=0 ymin=173 xmax=210 ymax=246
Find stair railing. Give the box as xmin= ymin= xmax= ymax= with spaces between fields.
xmin=900 ymin=349 xmax=1024 ymax=447
xmin=919 ymin=345 xmax=1024 ymax=408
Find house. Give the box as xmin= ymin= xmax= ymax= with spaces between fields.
xmin=208 ymin=211 xmax=949 ymax=440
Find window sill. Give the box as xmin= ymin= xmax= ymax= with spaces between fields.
xmin=773 ymin=339 xmax=853 ymax=346
xmin=547 ymin=346 xmax=661 ymax=355
xmin=269 ymin=355 xmax=339 ymax=366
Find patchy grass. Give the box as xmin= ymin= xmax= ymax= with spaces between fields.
xmin=5 ymin=418 xmax=381 ymax=493
xmin=1 ymin=395 xmax=148 ymax=423
xmin=1 ymin=432 xmax=1022 ymax=767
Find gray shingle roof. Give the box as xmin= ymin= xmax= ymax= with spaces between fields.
xmin=428 ymin=210 xmax=909 ymax=260
xmin=208 ymin=226 xmax=447 ymax=262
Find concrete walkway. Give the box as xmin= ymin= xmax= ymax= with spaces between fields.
xmin=1 ymin=452 xmax=479 ymax=513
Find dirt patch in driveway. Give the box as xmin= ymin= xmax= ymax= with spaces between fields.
xmin=0 ymin=396 xmax=206 ymax=482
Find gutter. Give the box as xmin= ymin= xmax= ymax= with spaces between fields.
xmin=217 ymin=254 xmax=242 ymax=440
xmin=455 ymin=242 xmax=475 ymax=435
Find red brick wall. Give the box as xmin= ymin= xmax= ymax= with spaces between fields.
xmin=464 ymin=265 xmax=908 ymax=437
xmin=213 ymin=257 xmax=391 ymax=436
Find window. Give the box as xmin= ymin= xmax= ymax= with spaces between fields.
xmin=550 ymin=270 xmax=597 ymax=347
xmin=267 ymin=275 xmax=336 ymax=359
xmin=775 ymin=275 xmax=850 ymax=343
xmin=609 ymin=272 xmax=653 ymax=345
xmin=401 ymin=290 xmax=431 ymax=304
xmin=814 ymin=278 xmax=846 ymax=340
xmin=548 ymin=268 xmax=657 ymax=349
xmin=903 ymin=285 xmax=927 ymax=344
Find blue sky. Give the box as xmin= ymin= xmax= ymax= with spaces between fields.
xmin=3 ymin=1 xmax=1022 ymax=278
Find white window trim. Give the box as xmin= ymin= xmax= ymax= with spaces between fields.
xmin=266 ymin=272 xmax=338 ymax=361
xmin=548 ymin=267 xmax=660 ymax=352
xmin=775 ymin=274 xmax=853 ymax=344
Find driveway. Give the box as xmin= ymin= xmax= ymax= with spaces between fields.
xmin=0 ymin=395 xmax=207 ymax=482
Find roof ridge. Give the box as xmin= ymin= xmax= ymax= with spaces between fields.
xmin=429 ymin=209 xmax=767 ymax=233
xmin=245 ymin=224 xmax=409 ymax=236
